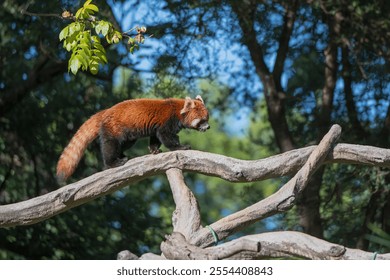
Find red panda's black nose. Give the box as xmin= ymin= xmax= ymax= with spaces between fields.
xmin=198 ymin=122 xmax=210 ymax=132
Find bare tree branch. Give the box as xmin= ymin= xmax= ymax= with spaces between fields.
xmin=341 ymin=46 xmax=366 ymax=138
xmin=221 ymin=231 xmax=390 ymax=260
xmin=191 ymin=124 xmax=341 ymax=246
xmin=2 ymin=125 xmax=390 ymax=229
xmin=272 ymin=0 xmax=298 ymax=88
xmin=166 ymin=168 xmax=202 ymax=239
xmin=1 ymin=125 xmax=389 ymax=260
xmin=160 ymin=231 xmax=390 ymax=260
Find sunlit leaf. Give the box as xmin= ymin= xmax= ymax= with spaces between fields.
xmin=89 ymin=59 xmax=99 ymax=75
xmin=83 ymin=0 xmax=93 ymax=8
xmin=69 ymin=56 xmax=81 ymax=75
xmin=100 ymin=21 xmax=110 ymax=37
xmin=85 ymin=4 xmax=99 ymax=13
xmin=59 ymin=26 xmax=69 ymax=41
xmin=75 ymin=7 xmax=83 ymax=20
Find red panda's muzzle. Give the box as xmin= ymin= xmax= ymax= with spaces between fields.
xmin=198 ymin=121 xmax=210 ymax=132
xmin=190 ymin=118 xmax=210 ymax=132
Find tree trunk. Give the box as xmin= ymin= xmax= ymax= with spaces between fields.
xmin=230 ymin=0 xmax=297 ymax=153
xmin=296 ymin=10 xmax=342 ymax=238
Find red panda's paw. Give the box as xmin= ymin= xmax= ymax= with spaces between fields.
xmin=149 ymin=147 xmax=162 ymax=154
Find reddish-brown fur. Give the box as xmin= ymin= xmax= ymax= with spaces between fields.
xmin=56 ymin=96 xmax=209 ymax=181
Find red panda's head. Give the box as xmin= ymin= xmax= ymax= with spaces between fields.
xmin=180 ymin=95 xmax=210 ymax=132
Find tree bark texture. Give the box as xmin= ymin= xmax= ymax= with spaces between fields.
xmin=1 ymin=125 xmax=390 ymax=259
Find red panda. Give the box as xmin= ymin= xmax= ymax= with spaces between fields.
xmin=56 ymin=96 xmax=210 ymax=181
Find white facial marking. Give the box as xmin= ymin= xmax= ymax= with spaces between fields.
xmin=191 ymin=118 xmax=201 ymax=128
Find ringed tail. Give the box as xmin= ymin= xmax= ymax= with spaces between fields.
xmin=56 ymin=110 xmax=105 ymax=181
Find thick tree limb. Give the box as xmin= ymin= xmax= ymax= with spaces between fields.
xmin=1 ymin=125 xmax=389 ymax=260
xmin=0 ymin=144 xmax=389 ymax=227
xmin=161 ymin=231 xmax=390 ymax=260
xmin=161 ymin=232 xmax=260 ymax=260
xmin=2 ymin=126 xmax=390 ymax=228
xmin=191 ymin=124 xmax=341 ymax=246
xmin=166 ymin=168 xmax=202 ymax=240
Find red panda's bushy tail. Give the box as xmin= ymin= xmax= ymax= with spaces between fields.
xmin=56 ymin=110 xmax=105 ymax=181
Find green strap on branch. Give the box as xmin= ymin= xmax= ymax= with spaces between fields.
xmin=206 ymin=225 xmax=219 ymax=246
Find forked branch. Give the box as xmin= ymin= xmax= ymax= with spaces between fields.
xmin=168 ymin=125 xmax=341 ymax=247
xmin=0 ymin=125 xmax=389 ymax=260
xmin=160 ymin=231 xmax=390 ymax=260
xmin=1 ymin=125 xmax=390 ymax=228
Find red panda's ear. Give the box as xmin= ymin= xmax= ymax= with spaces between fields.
xmin=195 ymin=95 xmax=204 ymax=104
xmin=180 ymin=97 xmax=194 ymax=115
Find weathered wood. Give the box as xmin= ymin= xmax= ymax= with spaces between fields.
xmin=191 ymin=124 xmax=341 ymax=246
xmin=166 ymin=168 xmax=202 ymax=240
xmin=1 ymin=125 xmax=390 ymax=228
xmin=161 ymin=232 xmax=261 ymax=260
xmin=1 ymin=125 xmax=390 ymax=260
xmin=224 ymin=231 xmax=390 ymax=260
xmin=161 ymin=231 xmax=390 ymax=260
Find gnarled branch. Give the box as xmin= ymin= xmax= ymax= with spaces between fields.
xmin=1 ymin=125 xmax=390 ymax=228
xmin=1 ymin=125 xmax=388 ymax=260
xmin=160 ymin=231 xmax=390 ymax=260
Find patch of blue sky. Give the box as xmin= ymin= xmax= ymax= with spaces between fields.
xmin=24 ymin=45 xmax=38 ymax=60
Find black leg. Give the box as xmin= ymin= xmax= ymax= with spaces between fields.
xmin=121 ymin=139 xmax=137 ymax=156
xmin=149 ymin=135 xmax=162 ymax=154
xmin=100 ymin=135 xmax=127 ymax=168
xmin=157 ymin=130 xmax=191 ymax=151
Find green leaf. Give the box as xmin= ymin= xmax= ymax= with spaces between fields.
xmin=127 ymin=37 xmax=135 ymax=45
xmin=93 ymin=41 xmax=106 ymax=53
xmin=68 ymin=22 xmax=81 ymax=37
xmin=83 ymin=0 xmax=93 ymax=8
xmin=65 ymin=40 xmax=76 ymax=52
xmin=91 ymin=35 xmax=101 ymax=43
xmin=100 ymin=21 xmax=110 ymax=36
xmin=75 ymin=7 xmax=84 ymax=20
xmin=85 ymin=4 xmax=99 ymax=13
xmin=89 ymin=59 xmax=99 ymax=75
xmin=76 ymin=53 xmax=89 ymax=70
xmin=78 ymin=43 xmax=92 ymax=57
xmin=82 ymin=9 xmax=90 ymax=19
xmin=65 ymin=43 xmax=72 ymax=52
xmin=59 ymin=26 xmax=69 ymax=41
xmin=64 ymin=32 xmax=78 ymax=51
xmin=112 ymin=31 xmax=122 ymax=44
xmin=78 ymin=31 xmax=92 ymax=46
xmin=69 ymin=56 xmax=81 ymax=75
xmin=129 ymin=45 xmax=135 ymax=54
xmin=93 ymin=49 xmax=107 ymax=64
xmin=105 ymin=34 xmax=113 ymax=44
xmin=95 ymin=23 xmax=102 ymax=35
